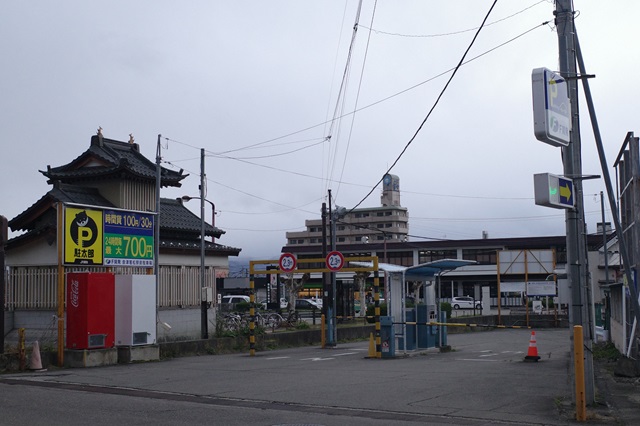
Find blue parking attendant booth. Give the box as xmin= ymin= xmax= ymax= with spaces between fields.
xmin=398 ymin=310 xmax=415 ymax=350
xmin=351 ymin=259 xmax=476 ymax=353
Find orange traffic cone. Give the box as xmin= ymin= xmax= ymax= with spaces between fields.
xmin=524 ymin=330 xmax=540 ymax=362
xmin=29 ymin=340 xmax=44 ymax=371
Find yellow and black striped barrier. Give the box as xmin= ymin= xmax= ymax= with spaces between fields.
xmin=409 ymin=321 xmax=530 ymax=329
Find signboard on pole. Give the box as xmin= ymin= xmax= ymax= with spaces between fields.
xmin=279 ymin=253 xmax=297 ymax=272
xmin=63 ymin=204 xmax=155 ymax=267
xmin=526 ymin=281 xmax=557 ymax=297
xmin=64 ymin=206 xmax=104 ymax=265
xmin=534 ymin=173 xmax=575 ymax=209
xmin=103 ymin=209 xmax=155 ymax=267
xmin=326 ymin=250 xmax=345 ymax=271
xmin=532 ymin=67 xmax=571 ymax=147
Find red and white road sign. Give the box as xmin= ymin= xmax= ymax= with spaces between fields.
xmin=279 ymin=253 xmax=297 ymax=272
xmin=326 ymin=250 xmax=345 ymax=271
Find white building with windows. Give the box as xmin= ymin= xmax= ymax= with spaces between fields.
xmin=285 ymin=174 xmax=408 ymax=246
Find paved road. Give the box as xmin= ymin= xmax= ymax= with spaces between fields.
xmin=0 ymin=328 xmax=621 ymax=425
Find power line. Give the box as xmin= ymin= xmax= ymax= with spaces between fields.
xmin=350 ymin=0 xmax=500 ymax=212
xmin=163 ymin=19 xmax=549 ymax=160
xmin=359 ymin=0 xmax=548 ymax=38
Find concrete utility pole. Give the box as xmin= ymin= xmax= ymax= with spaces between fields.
xmin=200 ymin=148 xmax=208 ymax=339
xmin=555 ymin=0 xmax=595 ymax=404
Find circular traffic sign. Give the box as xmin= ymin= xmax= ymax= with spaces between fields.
xmin=326 ymin=250 xmax=345 ymax=271
xmin=279 ymin=253 xmax=297 ymax=272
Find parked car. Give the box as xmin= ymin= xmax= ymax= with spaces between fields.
xmin=295 ymin=299 xmax=322 ymax=310
xmin=309 ymin=298 xmax=323 ymax=309
xmin=221 ymin=295 xmax=250 ymax=305
xmin=451 ymin=296 xmax=481 ymax=310
xmin=258 ymin=298 xmax=288 ymax=309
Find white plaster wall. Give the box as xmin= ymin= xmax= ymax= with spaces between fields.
xmin=157 ymin=307 xmax=217 ymax=341
xmin=6 ymin=240 xmax=57 ymax=266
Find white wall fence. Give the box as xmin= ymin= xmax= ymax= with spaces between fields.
xmin=3 ymin=265 xmax=216 ymax=310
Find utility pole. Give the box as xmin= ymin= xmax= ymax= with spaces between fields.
xmin=555 ymin=0 xmax=594 ymax=404
xmin=321 ymin=202 xmax=332 ymax=347
xmin=155 ymin=134 xmax=162 ymax=340
xmin=327 ymin=190 xmax=336 ymax=347
xmin=200 ymin=148 xmax=208 ymax=339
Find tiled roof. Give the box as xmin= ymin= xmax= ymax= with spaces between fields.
xmin=9 ymin=183 xmax=115 ymax=232
xmin=7 ymin=189 xmax=240 ymax=255
xmin=40 ymin=135 xmax=186 ymax=187
xmin=160 ymin=237 xmax=241 ymax=256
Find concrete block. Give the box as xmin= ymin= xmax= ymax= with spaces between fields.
xmin=64 ymin=348 xmax=118 ymax=368
xmin=117 ymin=345 xmax=160 ymax=363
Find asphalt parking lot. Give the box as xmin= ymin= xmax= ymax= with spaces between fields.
xmin=1 ymin=327 xmax=638 ymax=425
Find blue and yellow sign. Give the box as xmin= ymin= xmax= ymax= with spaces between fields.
xmin=63 ymin=205 xmax=155 ymax=267
xmin=103 ymin=209 xmax=154 ymax=267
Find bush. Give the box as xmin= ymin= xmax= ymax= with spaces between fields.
xmin=236 ymin=301 xmax=251 ymax=312
xmin=592 ymin=342 xmax=620 ymax=362
xmin=440 ymin=302 xmax=452 ymax=320
xmin=365 ymin=303 xmax=388 ymax=323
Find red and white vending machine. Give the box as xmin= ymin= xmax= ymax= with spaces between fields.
xmin=66 ymin=272 xmax=115 ymax=350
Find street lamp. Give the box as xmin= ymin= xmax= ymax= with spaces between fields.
xmin=181 ymin=196 xmax=216 ymax=242
xmin=181 ymin=195 xmax=216 ymax=340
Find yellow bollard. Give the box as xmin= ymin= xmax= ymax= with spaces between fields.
xmin=368 ymin=332 xmax=376 ymax=358
xmin=574 ymin=325 xmax=586 ymax=421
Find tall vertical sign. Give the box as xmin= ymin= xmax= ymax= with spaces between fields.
xmin=532 ymin=67 xmax=571 ymax=147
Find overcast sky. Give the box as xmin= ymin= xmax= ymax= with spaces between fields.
xmin=2 ymin=1 xmax=639 ymax=261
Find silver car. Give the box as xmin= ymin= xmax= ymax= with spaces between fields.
xmin=451 ymin=296 xmax=482 ymax=310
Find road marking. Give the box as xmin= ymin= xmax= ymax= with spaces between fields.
xmin=266 ymin=356 xmax=290 ymax=360
xmin=479 ymin=353 xmax=498 ymax=357
xmin=334 ymin=352 xmax=357 ymax=357
xmin=455 ymin=358 xmax=499 ymax=362
xmin=301 ymin=357 xmax=334 ymax=361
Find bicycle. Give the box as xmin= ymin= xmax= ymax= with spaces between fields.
xmin=253 ymin=310 xmax=280 ymax=330
xmin=268 ymin=310 xmax=301 ymax=329
xmin=222 ymin=312 xmax=246 ymax=331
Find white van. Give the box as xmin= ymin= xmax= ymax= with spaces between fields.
xmin=221 ymin=295 xmax=250 ymax=304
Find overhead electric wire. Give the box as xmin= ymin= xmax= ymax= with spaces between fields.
xmin=359 ymin=0 xmax=547 ymax=38
xmin=350 ymin=0 xmax=500 ymax=211
xmin=333 ymin=0 xmax=379 ymax=201
xmin=164 ymin=19 xmax=547 ymax=161
xmin=324 ymin=0 xmax=364 ymax=198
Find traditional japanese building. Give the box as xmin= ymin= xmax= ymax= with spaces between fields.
xmin=3 ymin=131 xmax=241 ymax=342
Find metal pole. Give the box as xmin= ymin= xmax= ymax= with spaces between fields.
xmin=200 ymin=148 xmax=208 ymax=339
xmin=56 ymin=202 xmax=64 ymax=366
xmin=575 ymin=33 xmax=640 ymax=335
xmin=555 ymin=0 xmax=594 ymax=404
xmin=601 ymin=193 xmax=609 ymax=285
xmin=0 ymin=215 xmax=6 ymax=354
xmin=155 ymin=135 xmax=161 ymax=339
